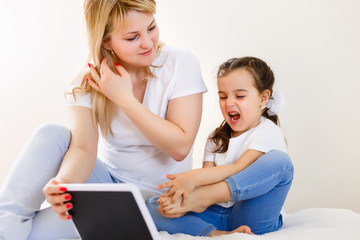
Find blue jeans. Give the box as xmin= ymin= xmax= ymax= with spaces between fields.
xmin=0 ymin=124 xmax=118 ymax=240
xmin=147 ymin=150 xmax=294 ymax=236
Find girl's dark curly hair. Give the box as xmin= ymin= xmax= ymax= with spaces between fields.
xmin=211 ymin=57 xmax=279 ymax=153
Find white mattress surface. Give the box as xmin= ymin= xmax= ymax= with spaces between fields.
xmin=159 ymin=208 xmax=360 ymax=240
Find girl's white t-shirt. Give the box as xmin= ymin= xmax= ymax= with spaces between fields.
xmin=66 ymin=46 xmax=207 ymax=196
xmin=203 ymin=117 xmax=287 ymax=208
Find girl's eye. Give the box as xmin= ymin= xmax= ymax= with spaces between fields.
xmin=219 ymin=96 xmax=227 ymax=100
xmin=236 ymin=96 xmax=245 ymax=99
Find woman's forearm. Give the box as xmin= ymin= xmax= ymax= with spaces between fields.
xmin=121 ymin=94 xmax=203 ymax=161
xmin=56 ymin=147 xmax=97 ymax=183
xmin=57 ymin=107 xmax=99 ymax=183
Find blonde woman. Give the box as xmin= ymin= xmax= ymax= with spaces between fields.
xmin=0 ymin=0 xmax=206 ymax=239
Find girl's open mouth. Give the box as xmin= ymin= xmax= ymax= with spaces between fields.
xmin=229 ymin=112 xmax=240 ymax=123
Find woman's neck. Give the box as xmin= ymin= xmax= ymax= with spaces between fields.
xmin=121 ymin=64 xmax=148 ymax=103
xmin=119 ymin=62 xmax=147 ymax=83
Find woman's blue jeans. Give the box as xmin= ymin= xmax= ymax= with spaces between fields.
xmin=146 ymin=150 xmax=294 ymax=236
xmin=0 ymin=124 xmax=118 ymax=240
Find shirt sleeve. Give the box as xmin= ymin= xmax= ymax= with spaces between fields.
xmin=170 ymin=50 xmax=207 ymax=99
xmin=246 ymin=122 xmax=287 ymax=153
xmin=65 ymin=67 xmax=93 ymax=109
xmin=203 ymin=138 xmax=216 ymax=163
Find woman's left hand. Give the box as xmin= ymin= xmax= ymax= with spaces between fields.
xmin=87 ymin=58 xmax=136 ymax=110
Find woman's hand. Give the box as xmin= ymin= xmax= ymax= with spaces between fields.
xmin=42 ymin=178 xmax=73 ymax=221
xmin=157 ymin=171 xmax=198 ymax=207
xmin=86 ymin=58 xmax=137 ymax=110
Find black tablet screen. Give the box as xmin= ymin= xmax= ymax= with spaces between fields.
xmin=68 ymin=191 xmax=154 ymax=240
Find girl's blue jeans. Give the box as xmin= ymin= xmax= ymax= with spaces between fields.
xmin=0 ymin=124 xmax=120 ymax=240
xmin=146 ymin=150 xmax=294 ymax=236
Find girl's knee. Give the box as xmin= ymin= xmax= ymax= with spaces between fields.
xmin=265 ymin=150 xmax=293 ymax=172
xmin=262 ymin=150 xmax=294 ymax=184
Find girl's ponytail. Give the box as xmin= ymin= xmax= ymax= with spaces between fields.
xmin=262 ymin=110 xmax=279 ymax=126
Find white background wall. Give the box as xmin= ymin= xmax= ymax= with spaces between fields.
xmin=0 ymin=0 xmax=359 ymax=213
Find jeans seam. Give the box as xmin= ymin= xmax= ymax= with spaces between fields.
xmin=199 ymin=224 xmax=216 ymax=236
xmin=225 ymin=177 xmax=237 ymax=202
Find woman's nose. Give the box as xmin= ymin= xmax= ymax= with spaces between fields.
xmin=140 ymin=34 xmax=152 ymax=49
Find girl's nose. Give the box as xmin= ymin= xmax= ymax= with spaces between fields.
xmin=226 ymin=98 xmax=235 ymax=107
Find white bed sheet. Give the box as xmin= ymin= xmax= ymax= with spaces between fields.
xmin=159 ymin=208 xmax=360 ymax=240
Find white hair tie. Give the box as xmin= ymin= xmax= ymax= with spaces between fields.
xmin=266 ymin=91 xmax=284 ymax=116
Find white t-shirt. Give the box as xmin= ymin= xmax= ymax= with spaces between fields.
xmin=66 ymin=46 xmax=207 ymax=196
xmin=203 ymin=117 xmax=287 ymax=208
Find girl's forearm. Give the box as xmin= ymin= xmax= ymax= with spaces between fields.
xmin=196 ymin=150 xmax=263 ymax=187
xmin=195 ymin=165 xmax=240 ymax=187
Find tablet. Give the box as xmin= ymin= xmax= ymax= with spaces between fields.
xmin=61 ymin=183 xmax=161 ymax=240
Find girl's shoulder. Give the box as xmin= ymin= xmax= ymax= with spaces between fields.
xmin=249 ymin=117 xmax=284 ymax=140
xmin=245 ymin=117 xmax=287 ymax=153
xmin=258 ymin=117 xmax=282 ymax=131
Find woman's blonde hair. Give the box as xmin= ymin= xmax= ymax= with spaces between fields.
xmin=69 ymin=0 xmax=157 ymax=138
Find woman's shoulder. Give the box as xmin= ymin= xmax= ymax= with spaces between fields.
xmin=160 ymin=45 xmax=193 ymax=56
xmin=155 ymin=45 xmax=199 ymax=65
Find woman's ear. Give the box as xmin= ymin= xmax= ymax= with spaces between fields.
xmin=101 ymin=38 xmax=111 ymax=50
xmin=261 ymin=89 xmax=271 ymax=105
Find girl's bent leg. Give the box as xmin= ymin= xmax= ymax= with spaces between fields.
xmin=0 ymin=123 xmax=71 ymax=240
xmin=226 ymin=150 xmax=294 ymax=235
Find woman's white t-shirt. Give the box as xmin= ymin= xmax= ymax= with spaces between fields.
xmin=203 ymin=117 xmax=287 ymax=208
xmin=66 ymin=46 xmax=207 ymax=196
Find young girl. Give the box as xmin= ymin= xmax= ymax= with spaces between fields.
xmin=147 ymin=57 xmax=294 ymax=236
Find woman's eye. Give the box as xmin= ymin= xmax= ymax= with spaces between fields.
xmin=236 ymin=96 xmax=245 ymax=99
xmin=126 ymin=35 xmax=138 ymax=41
xmin=148 ymin=25 xmax=156 ymax=31
xmin=219 ymin=96 xmax=227 ymax=100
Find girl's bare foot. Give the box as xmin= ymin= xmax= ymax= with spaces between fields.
xmin=158 ymin=196 xmax=174 ymax=208
xmin=159 ymin=181 xmax=231 ymax=215
xmin=157 ymin=202 xmax=186 ymax=218
xmin=209 ymin=225 xmax=254 ymax=236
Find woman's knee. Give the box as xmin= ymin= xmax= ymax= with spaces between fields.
xmin=33 ymin=123 xmax=71 ymax=147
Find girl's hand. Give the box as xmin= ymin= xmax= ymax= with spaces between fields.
xmin=42 ymin=178 xmax=73 ymax=221
xmin=157 ymin=171 xmax=198 ymax=207
xmin=86 ymin=58 xmax=136 ymax=110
